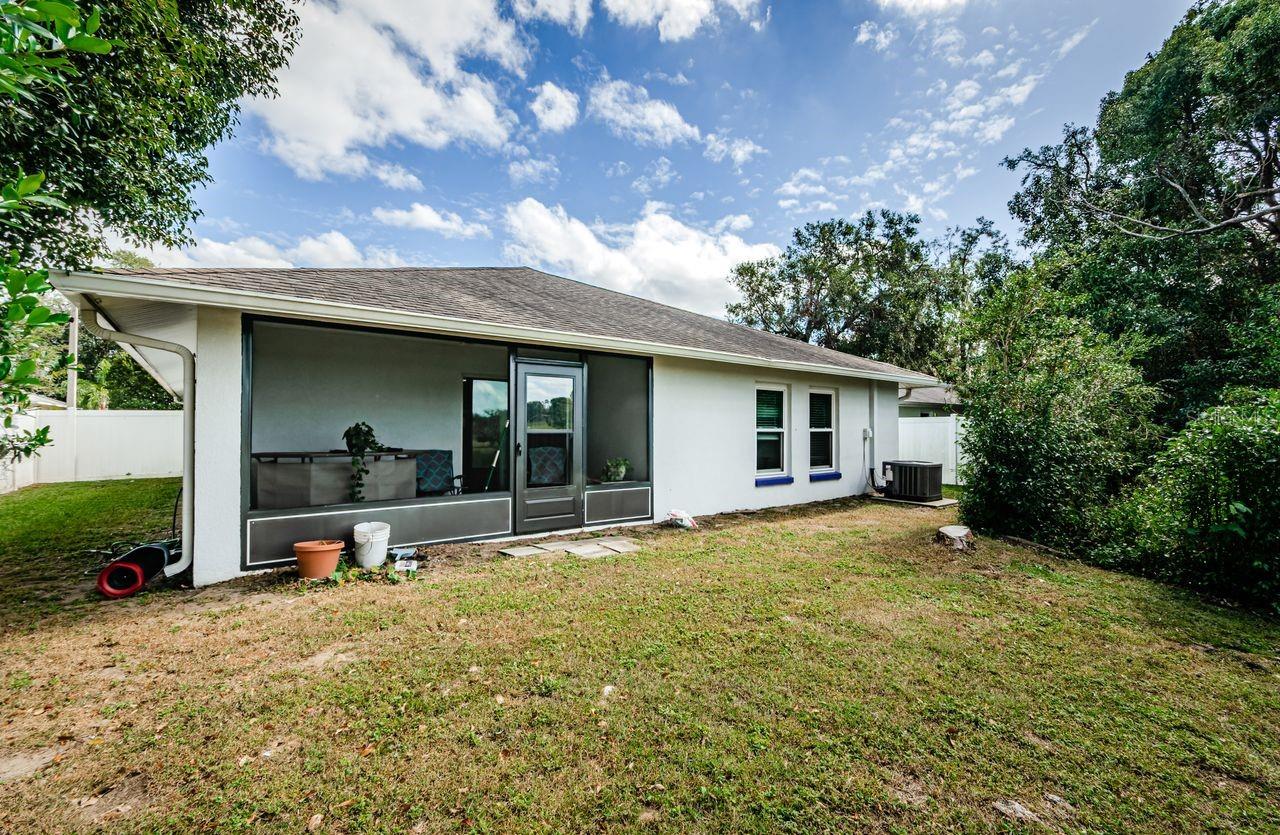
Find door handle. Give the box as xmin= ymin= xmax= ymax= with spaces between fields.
xmin=515 ymin=441 xmax=523 ymax=457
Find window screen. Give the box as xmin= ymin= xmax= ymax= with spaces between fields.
xmin=809 ymin=391 xmax=835 ymax=470
xmin=756 ymin=388 xmax=786 ymax=472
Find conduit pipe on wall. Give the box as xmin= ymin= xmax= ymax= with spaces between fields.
xmin=80 ymin=310 xmax=195 ymax=577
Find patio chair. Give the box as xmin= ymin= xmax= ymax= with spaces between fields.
xmin=528 ymin=445 xmax=567 ymax=487
xmin=416 ymin=449 xmax=464 ymax=496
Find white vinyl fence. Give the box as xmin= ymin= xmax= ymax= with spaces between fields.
xmin=1 ymin=409 xmax=182 ymax=493
xmin=898 ymin=415 xmax=967 ymax=485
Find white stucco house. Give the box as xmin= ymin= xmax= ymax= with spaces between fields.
xmin=52 ymin=267 xmax=936 ymax=587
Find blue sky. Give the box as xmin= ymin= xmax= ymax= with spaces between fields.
xmin=143 ymin=0 xmax=1194 ymax=315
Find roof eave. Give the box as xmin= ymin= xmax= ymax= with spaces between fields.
xmin=54 ymin=270 xmax=939 ymax=386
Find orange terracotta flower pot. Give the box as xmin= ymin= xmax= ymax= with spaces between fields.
xmin=293 ymin=539 xmax=344 ymax=579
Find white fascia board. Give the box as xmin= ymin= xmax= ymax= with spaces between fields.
xmin=55 ymin=271 xmax=940 ymax=386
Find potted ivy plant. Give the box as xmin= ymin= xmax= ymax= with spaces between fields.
xmin=342 ymin=422 xmax=383 ymax=502
xmin=603 ymin=456 xmax=630 ymax=482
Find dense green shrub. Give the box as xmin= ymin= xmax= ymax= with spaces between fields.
xmin=1098 ymin=389 xmax=1280 ymax=611
xmin=957 ymin=268 xmax=1159 ymax=549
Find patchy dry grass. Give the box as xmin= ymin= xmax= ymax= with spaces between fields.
xmin=0 ymin=482 xmax=1278 ymax=832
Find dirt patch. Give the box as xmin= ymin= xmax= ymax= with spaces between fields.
xmin=297 ymin=644 xmax=359 ymax=670
xmin=889 ymin=773 xmax=930 ymax=808
xmin=0 ymin=746 xmax=62 ymax=783
xmin=69 ymin=773 xmax=152 ymax=826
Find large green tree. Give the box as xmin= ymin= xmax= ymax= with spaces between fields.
xmin=727 ymin=211 xmax=950 ymax=374
xmin=0 ymin=0 xmax=299 ymax=268
xmin=1006 ymin=0 xmax=1280 ymax=424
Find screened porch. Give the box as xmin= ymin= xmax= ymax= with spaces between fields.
xmin=241 ymin=318 xmax=652 ymax=569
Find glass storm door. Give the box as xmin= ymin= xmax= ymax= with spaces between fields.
xmin=515 ymin=363 xmax=584 ymax=533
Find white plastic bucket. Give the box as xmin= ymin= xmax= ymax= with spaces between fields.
xmin=352 ymin=521 xmax=391 ymax=568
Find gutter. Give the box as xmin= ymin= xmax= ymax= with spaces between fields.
xmin=80 ymin=307 xmax=195 ymax=578
xmin=54 ymin=270 xmax=940 ymax=387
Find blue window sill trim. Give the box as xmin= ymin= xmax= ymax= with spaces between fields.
xmin=809 ymin=470 xmax=842 ymax=482
xmin=754 ymin=474 xmax=794 ymax=487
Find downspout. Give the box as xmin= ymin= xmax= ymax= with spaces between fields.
xmin=868 ymin=382 xmax=878 ymax=491
xmin=81 ymin=309 xmax=195 ymax=578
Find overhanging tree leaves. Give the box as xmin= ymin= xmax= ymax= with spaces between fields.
xmin=1008 ymin=0 xmax=1280 ymax=244
xmin=0 ymin=0 xmax=300 ymax=268
xmin=1 ymin=0 xmax=109 ymax=462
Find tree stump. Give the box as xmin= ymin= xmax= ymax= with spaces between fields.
xmin=936 ymin=525 xmax=975 ymax=551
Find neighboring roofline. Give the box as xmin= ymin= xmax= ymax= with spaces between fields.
xmin=53 ymin=270 xmax=939 ymax=386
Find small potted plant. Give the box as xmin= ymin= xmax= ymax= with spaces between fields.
xmin=603 ymin=456 xmax=631 ymax=482
xmin=342 ymin=421 xmax=384 ymax=502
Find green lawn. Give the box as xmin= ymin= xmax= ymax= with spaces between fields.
xmin=0 ymin=478 xmax=181 ymax=629
xmin=0 ymin=480 xmax=1277 ymax=832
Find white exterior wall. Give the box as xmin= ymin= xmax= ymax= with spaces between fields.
xmin=192 ymin=306 xmax=244 ymax=587
xmin=651 ymin=356 xmax=898 ymax=518
xmin=181 ymin=323 xmax=907 ymax=586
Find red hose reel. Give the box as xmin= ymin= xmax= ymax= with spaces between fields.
xmin=95 ymin=542 xmax=180 ymax=599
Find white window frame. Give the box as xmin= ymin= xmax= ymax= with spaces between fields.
xmin=755 ymin=384 xmax=788 ymax=475
xmin=809 ymin=387 xmax=837 ymax=472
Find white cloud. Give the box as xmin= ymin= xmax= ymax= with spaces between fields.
xmin=529 ymin=81 xmax=580 ymax=132
xmin=604 ymin=160 xmax=632 ymax=177
xmin=143 ymin=231 xmax=403 ymax=269
xmin=931 ymin=26 xmax=966 ymax=64
xmin=996 ymin=74 xmax=1042 ymax=107
xmin=372 ymin=202 xmax=491 ymax=239
xmin=713 ymin=213 xmax=753 ymax=233
xmin=855 ymin=21 xmax=898 ymax=52
xmin=778 ymin=198 xmax=839 ymax=215
xmin=587 ymin=78 xmax=701 ymax=146
xmin=1056 ymin=19 xmax=1097 ymax=58
xmin=968 ymin=48 xmax=996 ymax=68
xmin=776 ymin=168 xmax=843 ymax=200
xmin=288 ymin=230 xmax=366 ymax=266
xmin=947 ymin=78 xmax=982 ymax=108
xmin=993 ymin=59 xmax=1023 ymax=80
xmin=874 ymin=0 xmax=969 ymax=14
xmin=703 ymin=133 xmax=766 ymax=169
xmin=514 ymin=0 xmax=592 ymax=34
xmin=644 ymin=69 xmax=692 ymax=86
xmin=601 ymin=0 xmax=765 ymax=42
xmin=503 ymin=197 xmax=779 ymax=315
xmin=246 ymin=0 xmax=522 ymax=184
xmin=372 ymin=164 xmax=423 ymax=191
xmin=508 ymin=156 xmax=560 ymax=185
xmin=631 ymin=156 xmax=679 ymax=194
xmin=974 ymin=115 xmax=1015 ymax=144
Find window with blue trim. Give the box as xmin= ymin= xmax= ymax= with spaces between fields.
xmin=755 ymin=386 xmax=786 ymax=473
xmin=809 ymin=389 xmax=836 ymax=470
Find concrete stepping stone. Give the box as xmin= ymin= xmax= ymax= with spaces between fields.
xmin=498 ymin=545 xmax=548 ymax=557
xmin=532 ymin=540 xmax=578 ymax=553
xmin=602 ymin=539 xmax=642 ymax=554
xmin=564 ymin=542 xmax=614 ymax=558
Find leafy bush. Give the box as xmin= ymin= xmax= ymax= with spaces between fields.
xmin=1098 ymin=389 xmax=1280 ymax=611
xmin=957 ymin=268 xmax=1159 ymax=549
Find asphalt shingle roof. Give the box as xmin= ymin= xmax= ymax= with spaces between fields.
xmin=899 ymin=384 xmax=961 ymax=406
xmin=99 ymin=266 xmax=930 ymax=380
